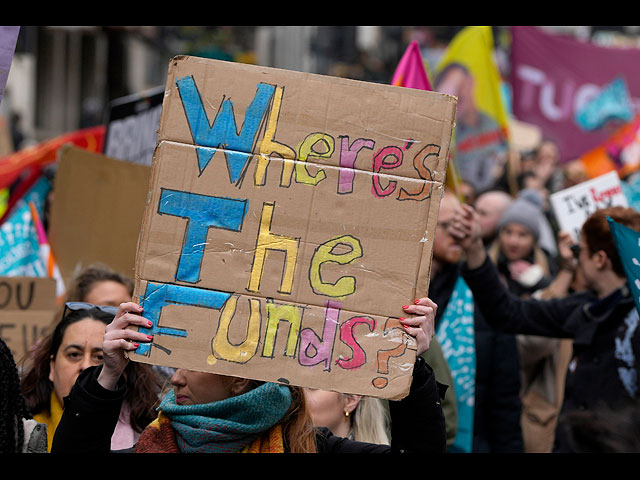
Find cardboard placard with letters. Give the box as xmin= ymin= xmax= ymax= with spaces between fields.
xmin=0 ymin=276 xmax=57 ymax=362
xmin=49 ymin=145 xmax=151 ymax=285
xmin=129 ymin=56 xmax=456 ymax=399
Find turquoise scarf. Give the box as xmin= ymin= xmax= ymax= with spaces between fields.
xmin=158 ymin=382 xmax=292 ymax=453
xmin=436 ymin=275 xmax=476 ymax=453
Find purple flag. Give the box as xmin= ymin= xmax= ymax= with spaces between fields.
xmin=510 ymin=26 xmax=640 ymax=163
xmin=0 ymin=26 xmax=20 ymax=107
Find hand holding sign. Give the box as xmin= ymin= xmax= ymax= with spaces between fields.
xmin=401 ymin=297 xmax=437 ymax=356
xmin=98 ymin=302 xmax=152 ymax=391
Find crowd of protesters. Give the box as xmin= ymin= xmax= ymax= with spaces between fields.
xmin=2 ymin=28 xmax=640 ymax=452
xmin=0 ymin=125 xmax=638 ymax=454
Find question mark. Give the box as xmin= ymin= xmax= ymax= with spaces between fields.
xmin=372 ymin=318 xmax=409 ymax=389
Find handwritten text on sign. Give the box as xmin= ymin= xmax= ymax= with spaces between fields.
xmin=550 ymin=170 xmax=628 ymax=242
xmin=130 ymin=57 xmax=455 ymax=399
xmin=0 ymin=277 xmax=57 ymax=362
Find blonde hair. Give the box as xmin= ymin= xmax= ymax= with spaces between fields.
xmin=350 ymin=396 xmax=390 ymax=445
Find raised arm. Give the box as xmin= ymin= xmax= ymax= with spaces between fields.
xmin=51 ymin=303 xmax=154 ymax=453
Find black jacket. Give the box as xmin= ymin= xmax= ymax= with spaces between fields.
xmin=51 ymin=357 xmax=447 ymax=454
xmin=462 ymin=256 xmax=640 ymax=452
xmin=430 ymin=261 xmax=524 ymax=453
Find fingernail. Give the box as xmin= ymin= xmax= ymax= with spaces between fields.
xmin=146 ymin=335 xmax=153 ymax=341
xmin=132 ymin=343 xmax=140 ymax=348
xmin=402 ymin=305 xmax=410 ymax=310
xmin=414 ymin=299 xmax=420 ymax=304
xmin=399 ymin=317 xmax=406 ymax=321
xmin=147 ymin=321 xmax=153 ymax=328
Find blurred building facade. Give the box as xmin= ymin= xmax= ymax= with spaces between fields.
xmin=2 ymin=25 xmax=639 ymax=151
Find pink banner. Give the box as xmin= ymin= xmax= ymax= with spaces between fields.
xmin=510 ymin=26 xmax=640 ymax=162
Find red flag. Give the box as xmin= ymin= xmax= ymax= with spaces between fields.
xmin=0 ymin=125 xmax=106 ymax=190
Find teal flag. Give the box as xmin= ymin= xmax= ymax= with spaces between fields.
xmin=608 ymin=216 xmax=640 ymax=316
xmin=436 ymin=276 xmax=476 ymax=453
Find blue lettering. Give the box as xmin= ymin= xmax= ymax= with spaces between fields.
xmin=158 ymin=188 xmax=248 ymax=283
xmin=176 ymin=76 xmax=275 ymax=183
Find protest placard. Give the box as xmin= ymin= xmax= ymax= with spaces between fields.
xmin=104 ymin=86 xmax=164 ymax=166
xmin=0 ymin=276 xmax=57 ymax=362
xmin=550 ymin=170 xmax=629 ymax=242
xmin=48 ymin=145 xmax=150 ymax=285
xmin=129 ymin=56 xmax=456 ymax=400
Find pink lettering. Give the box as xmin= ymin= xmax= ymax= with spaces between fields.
xmin=336 ymin=316 xmax=376 ymax=370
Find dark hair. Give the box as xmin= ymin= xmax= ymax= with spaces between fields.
xmin=21 ymin=307 xmax=113 ymax=416
xmin=565 ymin=401 xmax=640 ymax=452
xmin=63 ymin=264 xmax=161 ymax=432
xmin=582 ymin=206 xmax=640 ymax=277
xmin=0 ymin=337 xmax=33 ymax=453
xmin=66 ymin=263 xmax=134 ymax=301
xmin=434 ymin=62 xmax=470 ymax=89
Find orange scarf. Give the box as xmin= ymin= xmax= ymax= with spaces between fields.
xmin=135 ymin=412 xmax=285 ymax=453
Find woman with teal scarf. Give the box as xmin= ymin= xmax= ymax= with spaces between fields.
xmin=52 ymin=299 xmax=447 ymax=453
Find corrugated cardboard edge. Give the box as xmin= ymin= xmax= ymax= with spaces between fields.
xmin=414 ymin=95 xmax=457 ymax=300
xmin=133 ymin=58 xmax=178 ymax=302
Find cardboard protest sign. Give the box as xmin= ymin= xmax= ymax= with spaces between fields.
xmin=550 ymin=170 xmax=628 ymax=242
xmin=104 ymin=86 xmax=164 ymax=166
xmin=49 ymin=145 xmax=150 ymax=286
xmin=0 ymin=276 xmax=57 ymax=362
xmin=129 ymin=56 xmax=456 ymax=400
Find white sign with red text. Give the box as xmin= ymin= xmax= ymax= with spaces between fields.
xmin=550 ymin=170 xmax=628 ymax=242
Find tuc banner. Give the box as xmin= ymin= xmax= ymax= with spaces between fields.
xmin=510 ymin=26 xmax=640 ymax=163
xmin=129 ymin=56 xmax=456 ymax=400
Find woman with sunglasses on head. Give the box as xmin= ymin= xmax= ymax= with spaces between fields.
xmin=20 ymin=302 xmax=161 ymax=452
xmin=61 ymin=264 xmax=165 ymax=447
xmin=20 ymin=304 xmax=115 ymax=452
xmin=448 ymin=204 xmax=640 ymax=453
xmin=51 ymin=298 xmax=447 ymax=453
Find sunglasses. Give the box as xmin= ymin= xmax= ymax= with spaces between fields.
xmin=570 ymin=244 xmax=581 ymax=260
xmin=63 ymin=301 xmax=118 ymax=318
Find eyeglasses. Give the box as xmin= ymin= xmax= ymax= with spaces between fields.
xmin=437 ymin=220 xmax=451 ymax=231
xmin=63 ymin=301 xmax=118 ymax=318
xmin=570 ymin=244 xmax=581 ymax=260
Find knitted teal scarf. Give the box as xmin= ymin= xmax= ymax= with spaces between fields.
xmin=158 ymin=382 xmax=292 ymax=453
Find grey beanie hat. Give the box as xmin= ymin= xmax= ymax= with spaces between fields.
xmin=497 ymin=189 xmax=543 ymax=240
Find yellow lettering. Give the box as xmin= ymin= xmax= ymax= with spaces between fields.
xmin=212 ymin=296 xmax=261 ymax=363
xmin=309 ymin=235 xmax=362 ymax=298
xmin=254 ymin=86 xmax=296 ymax=187
xmin=247 ymin=202 xmax=300 ymax=294
xmin=295 ymin=133 xmax=333 ymax=185
xmin=262 ymin=300 xmax=302 ymax=358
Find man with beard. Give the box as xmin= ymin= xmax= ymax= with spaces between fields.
xmin=428 ymin=190 xmax=523 ymax=453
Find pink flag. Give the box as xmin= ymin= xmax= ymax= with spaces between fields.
xmin=391 ymin=41 xmax=432 ymax=91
